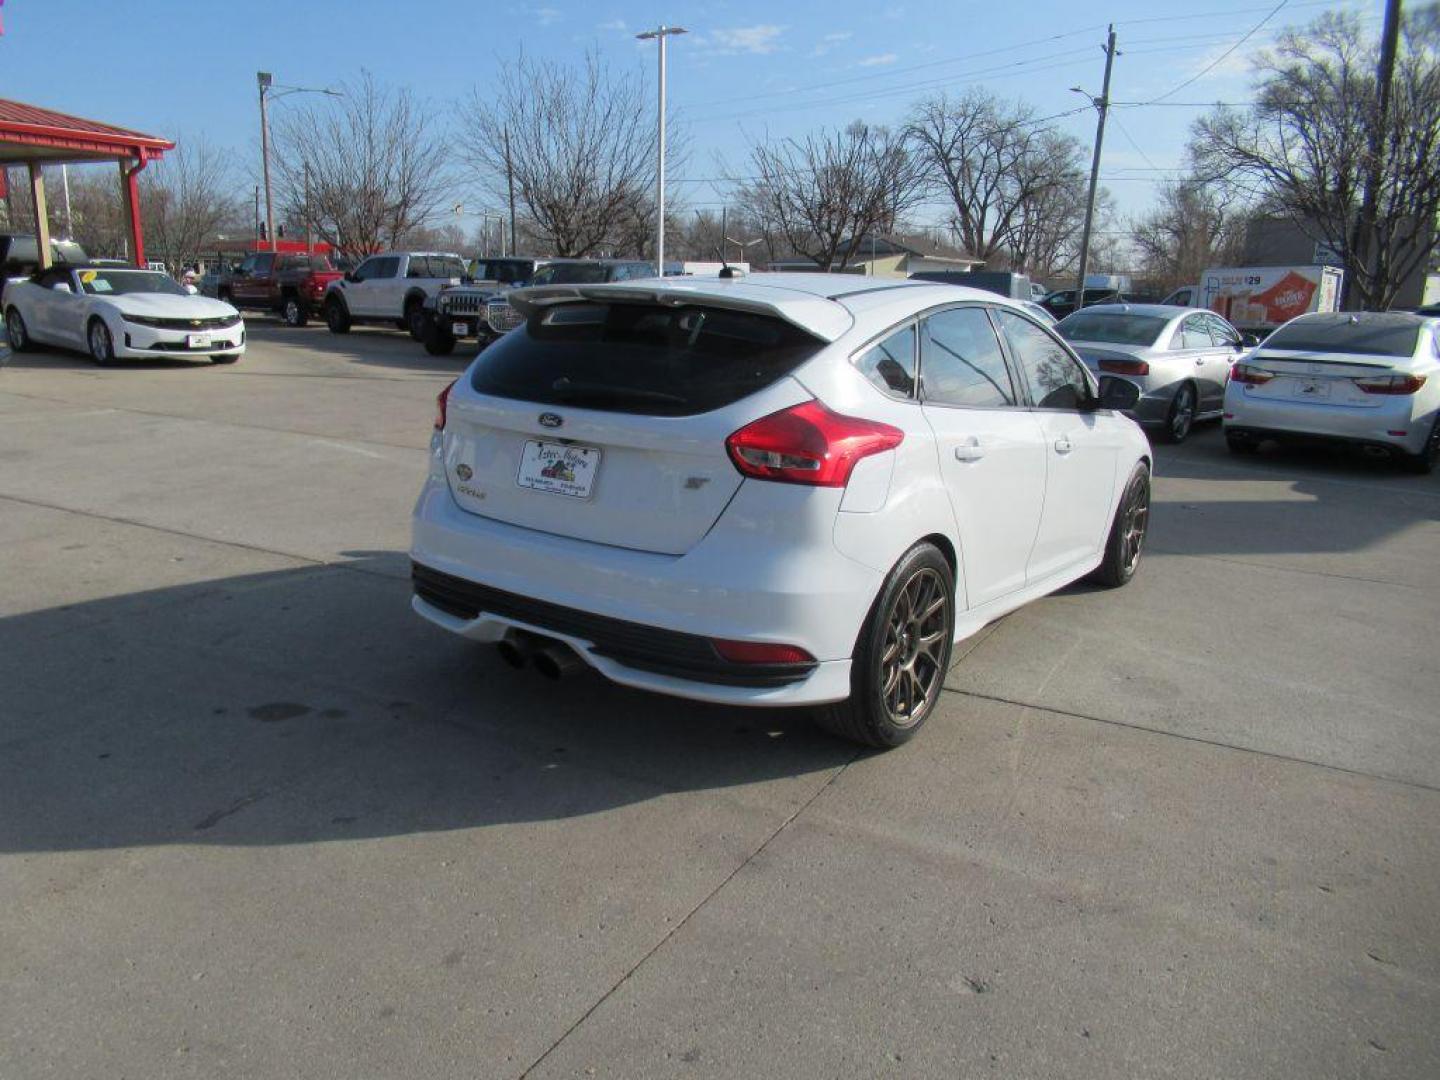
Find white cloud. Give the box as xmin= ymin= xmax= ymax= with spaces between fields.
xmin=858 ymin=52 xmax=897 ymax=68
xmin=708 ymin=25 xmax=785 ymax=55
xmin=810 ymin=30 xmax=853 ymax=57
xmin=535 ymin=7 xmax=562 ymax=26
xmin=597 ymin=18 xmax=626 ymax=31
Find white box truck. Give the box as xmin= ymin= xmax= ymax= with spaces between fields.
xmin=1198 ymin=265 xmax=1343 ymax=333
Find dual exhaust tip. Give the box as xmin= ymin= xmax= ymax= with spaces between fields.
xmin=495 ymin=629 xmax=585 ymax=680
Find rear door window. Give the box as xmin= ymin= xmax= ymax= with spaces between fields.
xmin=995 ymin=309 xmax=1092 ymax=410
xmin=854 ymin=325 xmax=916 ymax=398
xmin=470 ymin=301 xmax=823 ymax=416
xmin=920 ymin=306 xmax=1016 ymax=407
xmin=1205 ymin=314 xmax=1241 ymax=348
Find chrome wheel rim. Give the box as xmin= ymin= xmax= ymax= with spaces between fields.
xmin=1171 ymin=387 xmax=1195 ymax=439
xmin=879 ymin=567 xmax=949 ymax=729
xmin=285 ymin=300 xmax=299 ymax=323
xmin=89 ymin=323 xmax=108 ymax=361
xmin=6 ymin=310 xmax=22 ymax=347
xmin=1121 ymin=478 xmax=1150 ymax=573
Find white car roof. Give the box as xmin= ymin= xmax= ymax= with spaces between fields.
xmin=507 ymin=273 xmax=1031 ymax=343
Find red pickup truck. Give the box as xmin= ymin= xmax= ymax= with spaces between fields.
xmin=217 ymin=252 xmax=343 ymax=327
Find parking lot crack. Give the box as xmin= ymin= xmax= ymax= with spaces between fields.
xmin=515 ymin=750 xmax=863 ymax=1079
xmin=945 ymin=687 xmax=1440 ymax=795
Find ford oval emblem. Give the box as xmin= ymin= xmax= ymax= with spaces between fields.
xmin=538 ymin=412 xmax=563 ymax=429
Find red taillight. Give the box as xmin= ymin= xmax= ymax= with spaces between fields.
xmin=435 ymin=380 xmax=455 ymax=431
xmin=725 ymin=400 xmax=904 ymax=487
xmin=711 ymin=639 xmax=815 ymax=665
xmin=1230 ymin=363 xmax=1274 ymax=386
xmin=1354 ymin=373 xmax=1426 ymax=395
xmin=1098 ymin=358 xmax=1149 ymax=376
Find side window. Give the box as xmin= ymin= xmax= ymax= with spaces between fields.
xmin=1206 ymin=314 xmax=1241 ymax=348
xmin=253 ymin=253 xmax=276 ymax=275
xmin=351 ymin=258 xmax=377 ymax=281
xmin=854 ymin=324 xmax=917 ymax=398
xmin=235 ymin=255 xmax=257 ymax=275
xmin=377 ymin=257 xmax=401 ymax=279
xmin=1173 ymin=314 xmax=1211 ymax=350
xmin=406 ymin=256 xmax=427 ymax=278
xmin=920 ymin=306 xmax=1016 ymax=408
xmin=995 ymin=309 xmax=1091 ymax=411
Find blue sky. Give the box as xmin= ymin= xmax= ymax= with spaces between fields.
xmin=1 ymin=0 xmax=1381 ymax=240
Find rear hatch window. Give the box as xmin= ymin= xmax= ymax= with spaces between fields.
xmin=470 ymin=301 xmax=824 ymax=416
xmin=1264 ymin=319 xmax=1419 ymax=358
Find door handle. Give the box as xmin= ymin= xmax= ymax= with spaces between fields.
xmin=954 ymin=438 xmax=985 ymax=462
xmin=1053 ymin=436 xmax=1073 ymax=455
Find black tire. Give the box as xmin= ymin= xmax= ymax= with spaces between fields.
xmin=814 ymin=542 xmax=955 ymax=749
xmin=1225 ymin=431 xmax=1259 ymax=455
xmin=210 ymin=354 xmax=239 ymax=365
xmin=405 ymin=298 xmax=426 ymax=341
xmin=1092 ymin=462 xmax=1151 ymax=588
xmin=1399 ymin=415 xmax=1440 ymax=475
xmin=5 ymin=306 xmax=34 ymax=351
xmin=325 ymin=296 xmax=352 ymax=334
xmin=423 ymin=316 xmax=457 ymax=356
xmin=1158 ymin=382 xmax=1197 ymax=444
xmin=280 ymin=294 xmax=307 ymax=327
xmin=87 ymin=318 xmax=116 ymax=366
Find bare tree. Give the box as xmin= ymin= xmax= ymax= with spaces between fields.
xmin=1191 ymin=9 xmax=1440 ymax=309
xmin=456 ymin=53 xmax=669 ymax=257
xmin=269 ymin=72 xmax=452 ymax=263
xmin=736 ymin=121 xmax=924 ymax=270
xmin=1131 ymin=180 xmax=1252 ymax=292
xmin=139 ymin=137 xmax=239 ymax=272
xmin=907 ymin=91 xmax=1087 ymax=266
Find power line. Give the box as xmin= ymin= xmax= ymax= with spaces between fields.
xmin=1139 ymin=0 xmax=1290 ymax=105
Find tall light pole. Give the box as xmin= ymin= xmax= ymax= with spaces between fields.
xmin=636 ymin=25 xmax=686 ymax=275
xmin=257 ymin=73 xmax=342 ymax=253
xmin=1071 ymin=25 xmax=1118 ymax=313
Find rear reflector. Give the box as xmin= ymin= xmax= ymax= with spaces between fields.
xmin=1230 ymin=363 xmax=1274 ymax=386
xmin=711 ymin=639 xmax=816 ymax=665
xmin=1354 ymin=373 xmax=1427 ymax=395
xmin=1098 ymin=358 xmax=1150 ymax=376
xmin=1387 ymin=430 xmax=1408 ymax=436
xmin=435 ymin=379 xmax=456 ymax=431
xmin=726 ymin=400 xmax=903 ymax=487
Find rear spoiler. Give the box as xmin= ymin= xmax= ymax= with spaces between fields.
xmin=506 ymin=282 xmax=855 ymax=342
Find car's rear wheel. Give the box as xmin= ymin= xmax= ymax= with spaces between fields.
xmin=405 ymin=298 xmax=425 ymax=340
xmin=281 ymin=295 xmax=306 ymax=327
xmin=325 ymin=297 xmax=351 ymax=334
xmin=6 ymin=307 xmax=34 ymax=351
xmin=87 ymin=318 xmax=116 ymax=366
xmin=1399 ymin=416 xmax=1440 ymax=475
xmin=1159 ymin=383 xmax=1197 ymax=443
xmin=1091 ymin=462 xmax=1150 ymax=587
xmin=815 ymin=542 xmax=955 ymax=748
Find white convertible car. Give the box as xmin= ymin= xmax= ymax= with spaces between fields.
xmin=3 ymin=264 xmax=245 ymax=364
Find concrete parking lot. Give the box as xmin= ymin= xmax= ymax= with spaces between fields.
xmin=2 ymin=320 xmax=1438 ymax=1079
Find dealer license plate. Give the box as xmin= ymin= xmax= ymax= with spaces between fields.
xmin=452 ymin=321 xmax=468 ymax=336
xmin=516 ymin=440 xmax=601 ymax=499
xmin=187 ymin=333 xmax=213 ymax=349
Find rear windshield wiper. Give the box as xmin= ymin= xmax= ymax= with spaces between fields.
xmin=550 ymin=377 xmax=688 ymax=406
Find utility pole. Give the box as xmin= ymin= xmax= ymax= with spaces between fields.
xmin=1073 ymin=25 xmax=1117 ymax=313
xmin=1356 ymin=0 xmax=1402 ymax=309
xmin=637 ymin=25 xmax=688 ymax=274
xmin=503 ymin=126 xmax=516 ymax=257
xmin=258 ymin=72 xmax=275 ymax=252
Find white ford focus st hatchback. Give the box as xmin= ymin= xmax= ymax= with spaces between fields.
xmin=411 ymin=274 xmax=1152 ymax=746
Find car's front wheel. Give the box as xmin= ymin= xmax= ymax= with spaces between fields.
xmin=325 ymin=297 xmax=351 ymax=334
xmin=1091 ymin=462 xmax=1151 ymax=587
xmin=6 ymin=307 xmax=34 ymax=351
xmin=423 ymin=316 xmax=457 ymax=356
xmin=815 ymin=542 xmax=955 ymax=748
xmin=87 ymin=318 xmax=116 ymax=366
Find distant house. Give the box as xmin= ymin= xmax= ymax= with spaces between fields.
xmin=766 ymin=234 xmax=983 ymax=278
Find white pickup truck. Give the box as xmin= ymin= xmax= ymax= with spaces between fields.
xmin=322 ymin=251 xmax=469 ymax=338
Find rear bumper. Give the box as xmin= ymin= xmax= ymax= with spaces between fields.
xmin=1223 ymin=387 xmax=1431 ymax=455
xmin=409 ymin=471 xmax=882 ymax=706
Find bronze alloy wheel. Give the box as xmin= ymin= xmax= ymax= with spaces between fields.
xmin=1120 ymin=474 xmax=1150 ymax=575
xmin=878 ymin=566 xmax=949 ymax=729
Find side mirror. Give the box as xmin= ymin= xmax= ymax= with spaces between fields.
xmin=1097 ymin=376 xmax=1141 ymax=411
xmin=52 ymin=282 xmax=72 ymax=294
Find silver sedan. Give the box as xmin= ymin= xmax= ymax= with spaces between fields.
xmin=1056 ymin=304 xmax=1248 ymax=442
